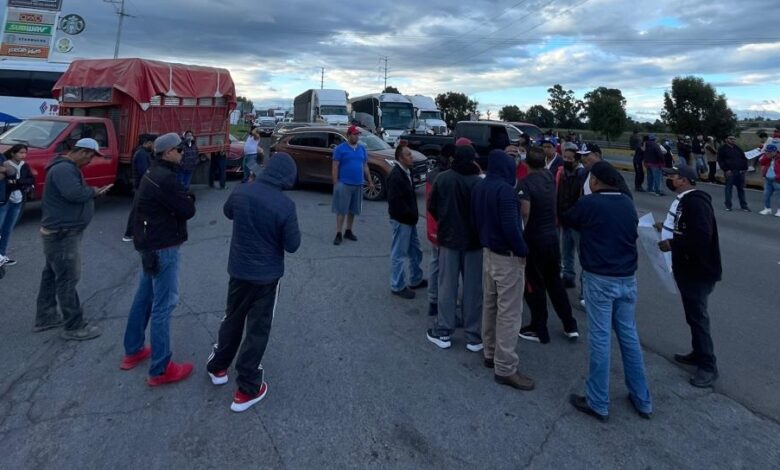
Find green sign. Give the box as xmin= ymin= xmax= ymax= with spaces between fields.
xmin=5 ymin=22 xmax=53 ymax=36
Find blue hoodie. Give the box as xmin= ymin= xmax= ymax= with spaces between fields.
xmin=224 ymin=152 xmax=301 ymax=283
xmin=471 ymin=150 xmax=528 ymax=257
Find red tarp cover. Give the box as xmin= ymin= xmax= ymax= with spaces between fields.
xmin=52 ymin=58 xmax=237 ymax=110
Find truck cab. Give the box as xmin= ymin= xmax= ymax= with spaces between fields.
xmin=406 ymin=95 xmax=449 ymax=136
xmin=0 ymin=116 xmax=119 ymax=199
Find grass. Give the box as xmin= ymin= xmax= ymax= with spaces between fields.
xmin=230 ymin=123 xmax=251 ymax=138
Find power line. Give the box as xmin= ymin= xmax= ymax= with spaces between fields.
xmin=103 ymin=0 xmax=135 ymax=59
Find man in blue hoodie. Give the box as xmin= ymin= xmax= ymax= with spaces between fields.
xmin=562 ymin=161 xmax=652 ymax=422
xmin=472 ymin=150 xmax=533 ymax=391
xmin=206 ymin=152 xmax=301 ymax=413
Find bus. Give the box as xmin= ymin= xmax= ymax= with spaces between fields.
xmin=0 ymin=60 xmax=67 ymax=131
xmin=349 ymin=93 xmax=414 ymax=146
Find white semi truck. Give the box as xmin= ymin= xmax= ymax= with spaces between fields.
xmin=349 ymin=93 xmax=414 ymax=146
xmin=406 ymin=94 xmax=449 ymax=135
xmin=293 ymin=89 xmax=349 ymax=125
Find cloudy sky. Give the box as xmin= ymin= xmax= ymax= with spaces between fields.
xmin=3 ymin=0 xmax=779 ymax=119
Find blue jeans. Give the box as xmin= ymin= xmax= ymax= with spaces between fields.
xmin=763 ymin=177 xmax=780 ymax=210
xmin=646 ymin=167 xmax=663 ymax=194
xmin=582 ymin=271 xmax=652 ymax=416
xmin=177 ymin=170 xmax=193 ymax=191
xmin=559 ymin=226 xmax=579 ymax=281
xmin=123 ymin=247 xmax=180 ymax=376
xmin=390 ymin=220 xmax=423 ymax=292
xmin=242 ymin=153 xmax=257 ymax=182
xmin=724 ymin=170 xmax=748 ymax=209
xmin=0 ymin=201 xmax=23 ymax=256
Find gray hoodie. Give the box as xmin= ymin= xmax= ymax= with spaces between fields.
xmin=41 ymin=156 xmax=95 ymax=231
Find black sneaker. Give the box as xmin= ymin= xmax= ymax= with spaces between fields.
xmin=628 ymin=394 xmax=652 ymax=420
xmin=724 ymin=207 xmax=733 ymax=212
xmin=635 ymin=187 xmax=646 ymax=192
xmin=518 ymin=326 xmax=550 ymax=344
xmin=391 ymin=288 xmax=415 ymax=299
xmin=344 ymin=230 xmax=358 ymax=241
xmin=673 ymin=352 xmax=698 ymax=366
xmin=410 ymin=279 xmax=428 ymax=289
xmin=333 ymin=232 xmax=343 ymax=245
xmin=3 ymin=257 xmax=16 ymax=266
xmin=563 ymin=329 xmax=579 ymax=341
xmin=426 ymin=329 xmax=451 ymax=349
xmin=740 ymin=207 xmax=751 ymax=212
xmin=569 ymin=394 xmax=608 ymax=422
xmin=33 ymin=319 xmax=65 ymax=332
xmin=690 ymin=368 xmax=718 ymax=388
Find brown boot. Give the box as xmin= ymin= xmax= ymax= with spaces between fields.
xmin=494 ymin=372 xmax=535 ymax=391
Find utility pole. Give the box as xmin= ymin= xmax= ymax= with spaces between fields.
xmin=381 ymin=56 xmax=388 ymax=91
xmin=321 ymin=67 xmax=325 ymax=89
xmin=104 ymin=0 xmax=134 ymax=59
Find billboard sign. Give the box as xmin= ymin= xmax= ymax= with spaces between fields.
xmin=7 ymin=0 xmax=63 ymax=12
xmin=0 ymin=7 xmax=57 ymax=60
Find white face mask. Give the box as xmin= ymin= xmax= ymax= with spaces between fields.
xmin=519 ymin=152 xmax=527 ymax=161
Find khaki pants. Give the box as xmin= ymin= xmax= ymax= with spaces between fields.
xmin=482 ymin=249 xmax=526 ymax=377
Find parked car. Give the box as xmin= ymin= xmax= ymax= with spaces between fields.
xmin=398 ymin=120 xmax=524 ymax=170
xmin=271 ymin=125 xmax=430 ymax=201
xmin=271 ymin=122 xmax=318 ymax=145
xmin=254 ymin=117 xmax=276 ymax=136
xmin=227 ymin=134 xmax=244 ymax=177
xmin=508 ymin=122 xmax=543 ymax=140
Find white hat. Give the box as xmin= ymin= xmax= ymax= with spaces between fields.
xmin=74 ymin=138 xmax=103 ymax=156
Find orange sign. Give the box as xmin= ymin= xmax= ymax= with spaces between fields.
xmin=0 ymin=43 xmax=49 ymax=58
xmin=18 ymin=13 xmax=44 ymax=23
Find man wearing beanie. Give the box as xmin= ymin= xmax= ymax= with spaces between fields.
xmin=120 ymin=132 xmax=196 ymax=386
xmin=207 ymin=152 xmax=301 ymax=412
xmin=562 ymin=161 xmax=652 ymax=422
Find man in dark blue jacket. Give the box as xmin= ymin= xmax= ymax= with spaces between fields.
xmin=206 ymin=152 xmax=301 ymax=412
xmin=472 ymin=150 xmax=533 ymax=391
xmin=563 ymin=161 xmax=652 ymax=422
xmin=123 ymin=134 xmax=155 ymax=242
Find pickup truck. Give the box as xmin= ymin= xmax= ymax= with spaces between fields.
xmin=398 ymin=121 xmax=524 ymax=169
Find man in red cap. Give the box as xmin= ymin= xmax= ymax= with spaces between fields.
xmin=331 ymin=126 xmax=374 ymax=245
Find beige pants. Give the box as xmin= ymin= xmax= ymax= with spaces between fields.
xmin=482 ymin=249 xmax=526 ymax=377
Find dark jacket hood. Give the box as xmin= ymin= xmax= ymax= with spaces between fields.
xmin=452 ymin=145 xmax=480 ymax=175
xmin=46 ymin=155 xmax=74 ymax=171
xmin=686 ymin=188 xmax=712 ymax=203
xmin=259 ymin=152 xmax=297 ymax=189
xmin=486 ymin=150 xmax=516 ymax=186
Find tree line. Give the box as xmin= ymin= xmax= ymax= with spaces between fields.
xmin=430 ymin=77 xmax=747 ymax=142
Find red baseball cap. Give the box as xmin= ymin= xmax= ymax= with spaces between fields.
xmin=455 ymin=137 xmax=473 ymax=146
xmin=347 ymin=125 xmax=361 ymax=135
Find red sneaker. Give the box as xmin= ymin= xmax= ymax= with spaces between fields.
xmin=147 ymin=361 xmax=193 ymax=387
xmin=119 ymin=346 xmax=151 ymax=370
xmin=230 ymin=382 xmax=268 ymax=412
xmin=208 ymin=370 xmax=228 ymax=385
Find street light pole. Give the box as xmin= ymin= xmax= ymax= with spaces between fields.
xmin=104 ymin=0 xmax=133 ymax=59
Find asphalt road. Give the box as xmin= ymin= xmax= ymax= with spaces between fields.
xmin=0 ymin=171 xmax=778 ymax=468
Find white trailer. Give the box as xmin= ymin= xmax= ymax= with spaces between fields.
xmin=293 ymin=89 xmax=349 ymax=125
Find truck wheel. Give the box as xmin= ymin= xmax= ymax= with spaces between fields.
xmin=363 ymin=169 xmax=386 ymax=201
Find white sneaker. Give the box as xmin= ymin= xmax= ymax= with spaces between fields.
xmin=121 ymin=236 xmax=133 ymax=242
xmin=776 ymin=210 xmax=780 ymax=218
xmin=466 ymin=342 xmax=484 ymax=352
xmin=208 ymin=370 xmax=229 ymax=385
xmin=759 ymin=208 xmax=772 ymax=215
xmin=0 ymin=255 xmax=8 ymax=266
xmin=748 ymin=165 xmax=756 ymax=172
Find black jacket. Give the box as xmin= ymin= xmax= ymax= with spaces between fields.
xmin=717 ymin=144 xmax=748 ymax=172
xmin=387 ymin=165 xmax=419 ymax=226
xmin=557 ymin=165 xmax=587 ymax=226
xmin=132 ymin=160 xmax=196 ymax=251
xmin=4 ymin=161 xmax=34 ymax=201
xmin=670 ymin=190 xmax=722 ymax=283
xmin=428 ymin=169 xmax=481 ymax=251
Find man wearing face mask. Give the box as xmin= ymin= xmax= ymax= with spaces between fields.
xmin=658 ymin=165 xmax=721 ymax=388
xmin=556 ymin=142 xmax=587 ymax=289
xmin=505 ymin=145 xmax=528 ymax=181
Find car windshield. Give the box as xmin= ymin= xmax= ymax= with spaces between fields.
xmin=320 ymin=106 xmax=348 ymax=116
xmin=419 ymin=111 xmax=442 ymax=120
xmin=358 ymin=131 xmax=391 ymax=151
xmin=507 ymin=126 xmax=521 ymax=142
xmin=229 ymin=134 xmax=238 ymax=143
xmin=515 ymin=125 xmax=541 ymax=139
xmin=260 ymin=120 xmax=275 ymax=126
xmin=0 ymin=120 xmax=69 ymax=148
xmin=380 ymin=103 xmax=413 ymax=130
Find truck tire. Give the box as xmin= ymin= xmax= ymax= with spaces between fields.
xmin=363 ymin=169 xmax=386 ymax=201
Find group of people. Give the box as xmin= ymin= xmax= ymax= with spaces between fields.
xmin=382 ymin=134 xmax=723 ymax=421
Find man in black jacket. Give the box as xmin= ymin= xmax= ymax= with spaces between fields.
xmin=717 ymin=135 xmax=750 ymax=211
xmin=387 ymin=145 xmax=425 ymax=299
xmin=120 ymin=133 xmax=196 ymax=387
xmin=658 ymin=166 xmax=722 ymax=388
xmin=123 ymin=134 xmax=155 ymax=242
xmin=427 ymin=144 xmax=483 ymax=351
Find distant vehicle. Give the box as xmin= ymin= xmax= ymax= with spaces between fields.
xmin=254 ymin=117 xmax=276 ymax=136
xmin=406 ymin=94 xmax=448 ymax=135
xmin=271 ymin=125 xmax=430 ymax=201
xmin=273 ymin=109 xmax=286 ymax=122
xmin=398 ymin=120 xmax=524 ymax=170
xmin=294 ymin=89 xmax=349 ymax=126
xmin=0 ymin=60 xmax=68 ymax=129
xmin=508 ymin=121 xmax=543 ymax=140
xmin=0 ymin=58 xmax=236 ymax=199
xmin=271 ymin=122 xmax=318 ymax=144
xmin=349 ymin=93 xmax=414 ymax=146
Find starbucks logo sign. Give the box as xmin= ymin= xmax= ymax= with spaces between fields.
xmin=59 ymin=14 xmax=85 ymax=35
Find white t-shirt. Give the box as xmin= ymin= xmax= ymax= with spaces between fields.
xmin=6 ymin=160 xmax=24 ymax=204
xmin=244 ymin=136 xmax=258 ymax=155
xmin=583 ymin=172 xmax=592 ymax=195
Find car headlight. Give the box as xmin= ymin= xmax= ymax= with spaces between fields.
xmin=384 ymin=158 xmax=397 ymax=167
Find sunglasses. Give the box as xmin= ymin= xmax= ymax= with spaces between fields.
xmin=174 ymin=145 xmax=185 ymax=153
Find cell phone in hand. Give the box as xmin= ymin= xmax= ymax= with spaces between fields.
xmin=98 ymin=184 xmax=114 ymax=194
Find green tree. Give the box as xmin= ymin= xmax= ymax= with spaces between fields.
xmin=661 ymin=76 xmax=737 ymax=139
xmin=525 ymin=104 xmax=555 ymax=128
xmin=498 ymin=105 xmax=524 ymax=122
xmin=435 ymin=92 xmax=479 ymax=128
xmin=547 ymin=84 xmax=583 ymax=128
xmin=236 ymin=96 xmax=254 ymax=115
xmin=383 ymin=86 xmax=401 ymax=94
xmin=583 ymin=87 xmax=628 ymax=141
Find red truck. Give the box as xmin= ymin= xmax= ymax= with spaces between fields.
xmin=0 ymin=58 xmax=236 ymax=199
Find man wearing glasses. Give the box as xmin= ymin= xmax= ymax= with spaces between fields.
xmin=120 ymin=133 xmax=197 ymax=387
xmin=717 ymin=135 xmax=750 ymax=212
